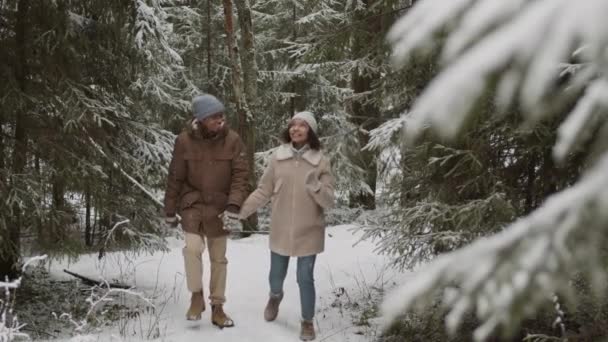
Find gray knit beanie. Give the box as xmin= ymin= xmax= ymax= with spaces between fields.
xmin=192 ymin=94 xmax=225 ymax=121
xmin=291 ymin=111 xmax=318 ymax=133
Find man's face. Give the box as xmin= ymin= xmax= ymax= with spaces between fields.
xmin=200 ymin=113 xmax=225 ymax=133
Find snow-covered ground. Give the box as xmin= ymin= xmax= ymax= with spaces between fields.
xmin=42 ymin=225 xmax=402 ymax=342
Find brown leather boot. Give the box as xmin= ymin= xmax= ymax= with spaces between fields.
xmin=186 ymin=291 xmax=205 ymax=321
xmin=264 ymin=292 xmax=284 ymax=321
xmin=211 ymin=305 xmax=235 ymax=328
xmin=300 ymin=320 xmax=315 ymax=341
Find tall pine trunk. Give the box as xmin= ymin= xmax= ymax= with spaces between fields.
xmin=234 ymin=0 xmax=258 ymax=232
xmin=85 ymin=182 xmax=92 ymax=246
xmin=205 ymin=0 xmax=213 ymax=79
xmin=222 ymin=0 xmax=245 ymax=118
xmin=0 ymin=108 xmax=4 ymax=175
xmin=1 ymin=0 xmax=30 ymax=279
xmin=223 ymin=0 xmax=258 ymax=232
xmin=51 ymin=152 xmax=67 ymax=241
xmin=348 ymin=0 xmax=382 ymax=209
xmin=289 ymin=4 xmax=299 ymax=115
xmin=235 ymin=0 xmax=257 ymax=105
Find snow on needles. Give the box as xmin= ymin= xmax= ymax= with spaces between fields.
xmin=382 ymin=0 xmax=608 ymax=339
xmin=388 ymin=0 xmax=608 ymax=146
xmin=381 ymin=153 xmax=608 ymax=340
xmin=364 ymin=116 xmax=408 ymax=151
xmin=554 ymin=79 xmax=608 ymax=162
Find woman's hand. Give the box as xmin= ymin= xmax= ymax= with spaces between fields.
xmin=305 ymin=169 xmax=321 ymax=193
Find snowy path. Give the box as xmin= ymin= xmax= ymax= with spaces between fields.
xmin=47 ymin=225 xmax=397 ymax=342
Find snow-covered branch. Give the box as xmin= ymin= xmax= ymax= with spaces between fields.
xmin=382 ymin=152 xmax=608 ymax=340
xmin=88 ymin=137 xmax=164 ymax=208
xmin=135 ymin=0 xmax=182 ymax=63
xmin=365 ymin=115 xmax=408 ymax=151
xmin=553 ymin=79 xmax=608 ymax=162
xmin=382 ymin=0 xmax=608 ymax=339
xmin=388 ymin=0 xmax=608 ymax=145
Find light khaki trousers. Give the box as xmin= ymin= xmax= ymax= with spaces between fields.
xmin=183 ymin=232 xmax=228 ymax=305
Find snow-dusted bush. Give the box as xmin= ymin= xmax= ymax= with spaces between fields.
xmin=0 ymin=256 xmax=48 ymax=342
xmin=0 ymin=278 xmax=28 ymax=342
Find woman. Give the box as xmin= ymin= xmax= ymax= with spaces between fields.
xmin=239 ymin=111 xmax=335 ymax=341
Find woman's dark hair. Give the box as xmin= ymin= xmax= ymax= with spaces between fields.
xmin=280 ymin=124 xmax=322 ymax=150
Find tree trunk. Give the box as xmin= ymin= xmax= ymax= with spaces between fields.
xmin=52 ymin=170 xmax=66 ymax=210
xmin=348 ymin=0 xmax=382 ymax=209
xmin=85 ymin=182 xmax=92 ymax=246
xmin=1 ymin=0 xmax=30 ymax=279
xmin=290 ymin=4 xmax=297 ymax=115
xmin=92 ymin=196 xmax=99 ymax=245
xmin=100 ymin=167 xmax=114 ymax=244
xmin=35 ymin=154 xmax=44 ymax=242
xmin=0 ymin=108 xmax=4 ymax=175
xmin=349 ymin=73 xmax=379 ymax=209
xmin=51 ymin=145 xmax=67 ymax=242
xmin=233 ymin=0 xmax=258 ymax=232
xmin=235 ymin=0 xmax=257 ymax=105
xmin=223 ymin=0 xmax=258 ymax=233
xmin=222 ymin=0 xmax=244 ymax=113
xmin=206 ymin=0 xmax=212 ymax=78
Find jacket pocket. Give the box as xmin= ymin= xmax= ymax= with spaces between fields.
xmin=215 ymin=153 xmax=232 ymax=169
xmin=184 ymin=153 xmax=204 ymax=182
xmin=214 ymin=153 xmax=233 ymax=161
xmin=201 ymin=191 xmax=229 ymax=208
xmin=271 ymin=179 xmax=283 ymax=207
xmin=180 ymin=191 xmax=201 ymax=210
xmin=184 ymin=153 xmax=203 ymax=161
xmin=213 ymin=154 xmax=233 ymax=186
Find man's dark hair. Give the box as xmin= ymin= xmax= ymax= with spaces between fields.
xmin=280 ymin=125 xmax=322 ymax=150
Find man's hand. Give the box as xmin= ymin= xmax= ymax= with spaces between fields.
xmin=165 ymin=215 xmax=179 ymax=228
xmin=219 ymin=211 xmax=243 ymax=232
xmin=305 ymin=169 xmax=321 ymax=193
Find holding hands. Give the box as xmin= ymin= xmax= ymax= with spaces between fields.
xmin=165 ymin=215 xmax=179 ymax=228
xmin=220 ymin=208 xmax=243 ymax=233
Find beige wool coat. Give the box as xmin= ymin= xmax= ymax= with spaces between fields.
xmin=239 ymin=144 xmax=335 ymax=256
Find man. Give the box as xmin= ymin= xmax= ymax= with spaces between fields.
xmin=163 ymin=94 xmax=247 ymax=328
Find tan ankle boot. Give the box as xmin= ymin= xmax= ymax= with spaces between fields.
xmin=211 ymin=304 xmax=234 ymax=328
xmin=300 ymin=320 xmax=315 ymax=341
xmin=186 ymin=291 xmax=205 ymax=321
xmin=264 ymin=292 xmax=284 ymax=321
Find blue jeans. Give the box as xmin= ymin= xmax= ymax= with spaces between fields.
xmin=269 ymin=251 xmax=317 ymax=321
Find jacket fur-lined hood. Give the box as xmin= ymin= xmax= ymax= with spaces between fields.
xmin=186 ymin=119 xmax=228 ymax=140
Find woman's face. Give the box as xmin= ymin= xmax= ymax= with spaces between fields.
xmin=289 ymin=119 xmax=310 ymax=145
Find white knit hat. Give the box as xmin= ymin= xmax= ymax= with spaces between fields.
xmin=291 ymin=111 xmax=318 ymax=133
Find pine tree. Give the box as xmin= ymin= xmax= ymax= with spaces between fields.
xmin=0 ymin=0 xmax=192 ymax=278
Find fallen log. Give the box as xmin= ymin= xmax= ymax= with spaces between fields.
xmin=63 ymin=269 xmax=132 ymax=289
